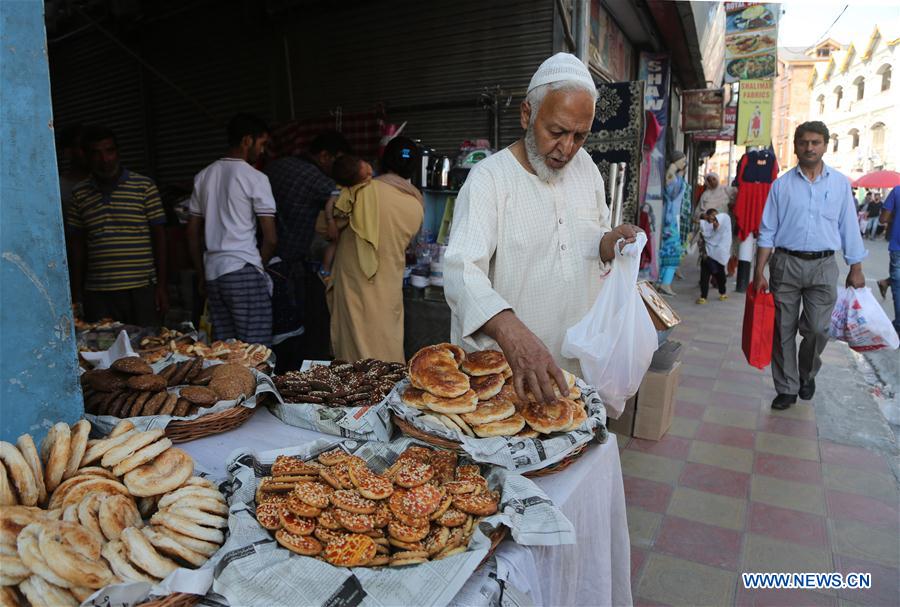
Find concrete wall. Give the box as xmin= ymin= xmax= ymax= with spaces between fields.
xmin=1 ymin=0 xmax=82 ymax=442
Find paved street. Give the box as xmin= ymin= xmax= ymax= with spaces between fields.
xmin=621 ymin=247 xmax=900 ymax=606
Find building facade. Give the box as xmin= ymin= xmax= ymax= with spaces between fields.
xmin=772 ymin=43 xmax=836 ymax=171
xmin=809 ymin=26 xmax=898 ymax=179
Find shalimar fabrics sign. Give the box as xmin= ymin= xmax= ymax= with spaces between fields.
xmin=736 ymin=79 xmax=774 ymax=146
xmin=724 ymin=2 xmax=778 ymax=84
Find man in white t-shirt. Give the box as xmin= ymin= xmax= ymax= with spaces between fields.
xmin=187 ymin=113 xmax=278 ymax=345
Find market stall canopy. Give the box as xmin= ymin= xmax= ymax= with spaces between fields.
xmin=852 ymin=170 xmax=900 ymax=188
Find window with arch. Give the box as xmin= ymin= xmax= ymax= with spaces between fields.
xmin=834 ymin=85 xmax=843 ymax=109
xmin=817 ymin=94 xmax=825 ymax=115
xmin=831 ymin=135 xmax=839 ymax=152
xmin=877 ymin=64 xmax=892 ymax=92
xmin=854 ymin=76 xmax=865 ymax=100
xmin=849 ymin=128 xmax=860 ymax=149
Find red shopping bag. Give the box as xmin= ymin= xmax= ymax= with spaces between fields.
xmin=742 ymin=284 xmax=776 ymax=369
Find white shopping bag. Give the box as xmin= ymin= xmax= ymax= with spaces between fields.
xmin=562 ymin=232 xmax=658 ymax=417
xmin=829 ymin=287 xmax=899 ymax=352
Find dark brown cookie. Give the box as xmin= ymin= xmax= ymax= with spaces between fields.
xmin=168 ymin=359 xmax=195 ymax=386
xmin=209 ymin=377 xmax=244 ymax=401
xmin=180 ymin=386 xmax=218 ymax=406
xmin=111 ymin=356 xmax=153 ymax=376
xmin=141 ymin=391 xmax=169 ymax=416
xmin=190 ymin=366 xmax=216 ymax=386
xmin=185 ymin=358 xmax=205 ymax=383
xmin=128 ymin=391 xmax=152 ymax=417
xmin=86 ymin=369 xmax=129 ymax=393
xmin=172 ymin=398 xmax=192 ymax=417
xmin=158 ymin=363 xmax=179 ymax=382
xmin=158 ymin=393 xmax=178 ymax=416
xmin=127 ymin=374 xmax=167 ymax=392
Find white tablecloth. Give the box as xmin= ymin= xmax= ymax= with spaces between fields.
xmin=181 ymin=408 xmax=632 ymax=607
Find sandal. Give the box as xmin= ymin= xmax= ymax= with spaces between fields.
xmin=878 ymin=279 xmax=890 ymax=300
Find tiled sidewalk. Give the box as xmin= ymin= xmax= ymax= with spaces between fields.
xmin=622 ymin=260 xmax=900 ymax=607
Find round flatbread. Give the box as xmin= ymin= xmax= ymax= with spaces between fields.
xmin=408 ymin=346 xmax=470 ymax=398
xmin=521 ymin=398 xmax=575 ymax=434
xmin=422 ymin=390 xmax=478 ymax=414
xmin=472 ymin=413 xmax=526 ymax=437
xmin=123 ymin=447 xmax=193 ymax=497
xmin=15 ymin=435 xmax=47 ymax=505
xmin=460 ymin=399 xmax=515 ymax=426
xmin=40 ymin=422 xmax=71 ymax=494
xmin=468 ymin=373 xmax=505 ymax=400
xmin=0 ymin=442 xmax=38 ymax=507
xmin=461 ymin=350 xmax=509 ymax=376
xmin=63 ymin=420 xmax=91 ymax=481
xmin=111 ymin=356 xmax=153 ymax=376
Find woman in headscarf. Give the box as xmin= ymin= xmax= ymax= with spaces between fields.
xmin=329 ymin=137 xmax=424 ymax=362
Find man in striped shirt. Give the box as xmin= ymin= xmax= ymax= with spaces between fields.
xmin=66 ymin=125 xmax=168 ymax=326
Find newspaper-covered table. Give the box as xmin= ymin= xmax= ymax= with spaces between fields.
xmin=84 ymin=355 xmax=276 ymax=436
xmin=267 ymin=361 xmax=394 ymax=441
xmin=387 ymin=378 xmax=608 ymax=474
xmin=211 ymin=437 xmax=575 ymax=607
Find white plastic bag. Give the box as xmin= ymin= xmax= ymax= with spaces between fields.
xmin=830 ymin=287 xmax=899 ymax=352
xmin=562 ymin=232 xmax=658 ymax=417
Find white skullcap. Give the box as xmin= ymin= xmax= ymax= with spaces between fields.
xmin=527 ymin=52 xmax=595 ymax=94
xmin=705 ymin=171 xmax=719 ymax=179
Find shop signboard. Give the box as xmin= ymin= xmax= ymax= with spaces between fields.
xmin=736 ymin=79 xmax=774 ymax=146
xmin=589 ymin=0 xmax=634 ymax=82
xmin=724 ymin=2 xmax=778 ymax=83
xmin=694 ymin=106 xmax=737 ymax=141
xmin=682 ymin=88 xmax=725 ymax=132
xmin=639 ymin=52 xmax=670 ymax=206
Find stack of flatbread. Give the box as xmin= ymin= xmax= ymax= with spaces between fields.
xmin=1 ymin=419 xmax=227 ymax=606
xmin=401 ymin=344 xmax=589 ymax=439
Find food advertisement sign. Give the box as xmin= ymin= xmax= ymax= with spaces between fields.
xmin=682 ymin=89 xmax=725 ymax=133
xmin=694 ymin=106 xmax=737 ymax=141
xmin=724 ymin=2 xmax=778 ymax=83
xmin=736 ymin=79 xmax=774 ymax=146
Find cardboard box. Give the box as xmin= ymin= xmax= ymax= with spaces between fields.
xmin=607 ymin=395 xmax=636 ymax=437
xmin=632 ymin=361 xmax=682 ymax=441
xmin=637 ymin=281 xmax=682 ymax=331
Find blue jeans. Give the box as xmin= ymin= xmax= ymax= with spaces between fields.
xmin=866 ymin=217 xmax=879 ymax=238
xmin=890 ymin=250 xmax=900 ymax=335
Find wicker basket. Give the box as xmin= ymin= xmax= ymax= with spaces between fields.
xmin=140 ymin=592 xmax=201 ymax=607
xmin=392 ymin=414 xmax=590 ymax=478
xmin=164 ymin=396 xmax=263 ymax=443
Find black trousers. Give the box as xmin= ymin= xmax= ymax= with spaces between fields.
xmin=700 ymin=258 xmax=727 ymax=299
xmin=83 ymin=284 xmax=159 ymax=326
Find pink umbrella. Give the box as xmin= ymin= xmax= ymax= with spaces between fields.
xmin=852 ymin=170 xmax=900 ymax=188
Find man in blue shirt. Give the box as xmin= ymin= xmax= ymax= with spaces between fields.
xmin=879 ymin=185 xmax=900 ymax=336
xmin=754 ymin=121 xmax=867 ymax=410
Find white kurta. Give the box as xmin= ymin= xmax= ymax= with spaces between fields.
xmin=443 ymin=147 xmax=611 ymax=375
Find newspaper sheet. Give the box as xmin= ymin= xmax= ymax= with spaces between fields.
xmin=267 ymin=361 xmax=393 ymax=441
xmin=84 ymin=355 xmax=277 ymax=435
xmin=211 ymin=437 xmax=574 ymax=607
xmin=386 ymin=379 xmax=608 ymax=474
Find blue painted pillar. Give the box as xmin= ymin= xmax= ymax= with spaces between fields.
xmin=1 ymin=0 xmax=82 ymax=442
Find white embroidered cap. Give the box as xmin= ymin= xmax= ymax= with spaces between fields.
xmin=527 ymin=52 xmax=595 ymax=94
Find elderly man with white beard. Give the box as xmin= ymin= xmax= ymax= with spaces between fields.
xmin=444 ymin=53 xmax=642 ymax=404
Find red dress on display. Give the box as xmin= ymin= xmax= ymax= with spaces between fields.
xmin=734 ymin=150 xmax=778 ymax=241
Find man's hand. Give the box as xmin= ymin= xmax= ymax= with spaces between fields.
xmin=753 ymin=270 xmax=769 ymax=293
xmin=154 ymin=284 xmax=169 ymax=316
xmin=482 ymin=310 xmax=568 ymax=403
xmin=600 ymin=223 xmax=644 ymax=262
xmin=845 ymin=264 xmax=865 ymax=288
